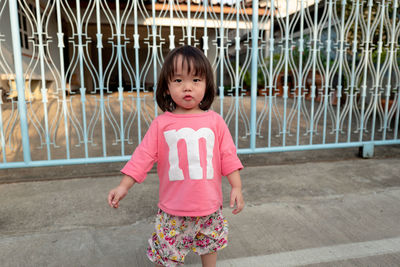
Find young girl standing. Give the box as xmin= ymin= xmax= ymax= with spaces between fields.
xmin=108 ymin=45 xmax=244 ymax=267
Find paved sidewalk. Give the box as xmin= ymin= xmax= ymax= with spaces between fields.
xmin=0 ymin=154 xmax=400 ymax=266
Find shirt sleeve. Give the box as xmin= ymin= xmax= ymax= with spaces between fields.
xmin=120 ymin=119 xmax=158 ymax=183
xmin=217 ymin=115 xmax=243 ymax=176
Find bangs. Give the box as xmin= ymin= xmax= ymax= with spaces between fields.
xmin=168 ymin=52 xmax=208 ymax=80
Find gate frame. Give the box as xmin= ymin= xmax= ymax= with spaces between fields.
xmin=1 ymin=0 xmax=399 ymax=169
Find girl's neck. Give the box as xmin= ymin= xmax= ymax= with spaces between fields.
xmin=172 ymin=107 xmax=206 ymax=114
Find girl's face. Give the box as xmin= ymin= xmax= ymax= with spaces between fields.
xmin=167 ymin=56 xmax=206 ymax=114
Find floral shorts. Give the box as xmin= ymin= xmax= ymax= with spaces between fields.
xmin=147 ymin=209 xmax=229 ymax=266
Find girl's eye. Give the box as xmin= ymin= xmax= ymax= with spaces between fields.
xmin=193 ymin=78 xmax=201 ymax=82
xmin=174 ymin=79 xmax=182 ymax=83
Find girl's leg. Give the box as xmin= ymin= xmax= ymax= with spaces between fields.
xmin=200 ymin=252 xmax=217 ymax=267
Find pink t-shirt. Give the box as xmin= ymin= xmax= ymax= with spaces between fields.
xmin=121 ymin=110 xmax=243 ymax=216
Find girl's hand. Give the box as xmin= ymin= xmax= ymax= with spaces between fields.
xmin=230 ymin=187 xmax=244 ymax=214
xmin=108 ymin=175 xmax=136 ymax=209
xmin=108 ymin=186 xmax=128 ymax=209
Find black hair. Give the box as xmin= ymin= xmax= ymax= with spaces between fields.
xmin=156 ymin=45 xmax=216 ymax=112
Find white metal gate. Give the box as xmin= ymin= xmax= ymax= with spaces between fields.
xmin=0 ymin=0 xmax=399 ymax=168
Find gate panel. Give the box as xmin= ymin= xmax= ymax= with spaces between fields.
xmin=248 ymin=0 xmax=400 ymax=154
xmin=0 ymin=0 xmax=399 ymax=168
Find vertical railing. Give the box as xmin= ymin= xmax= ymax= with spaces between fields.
xmin=8 ymin=0 xmax=31 ymax=163
xmin=115 ymin=0 xmax=125 ymax=156
xmin=95 ymin=0 xmax=107 ymax=157
xmin=35 ymin=0 xmax=51 ymax=159
xmin=56 ymin=0 xmax=71 ymax=159
xmin=335 ymin=0 xmax=345 ymax=144
xmin=390 ymin=0 xmax=399 ymax=140
xmin=249 ymin=0 xmax=259 ymax=150
xmin=75 ymin=0 xmax=88 ymax=158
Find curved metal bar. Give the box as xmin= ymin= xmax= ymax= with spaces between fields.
xmin=34 ymin=0 xmax=51 ymax=159
xmin=346 ymin=0 xmax=361 ymax=142
xmin=333 ymin=0 xmax=347 ymax=143
xmin=358 ymin=0 xmax=374 ymax=142
xmin=369 ymin=0 xmax=386 ymax=141
xmin=75 ymin=0 xmax=89 ymax=157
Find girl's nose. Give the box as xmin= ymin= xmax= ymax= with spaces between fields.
xmin=184 ymin=83 xmax=192 ymax=91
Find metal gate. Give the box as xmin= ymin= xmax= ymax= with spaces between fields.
xmin=0 ymin=0 xmax=399 ymax=168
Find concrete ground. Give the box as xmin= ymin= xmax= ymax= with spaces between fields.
xmin=0 ymin=146 xmax=400 ymax=266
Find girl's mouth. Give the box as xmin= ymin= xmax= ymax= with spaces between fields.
xmin=184 ymin=95 xmax=193 ymax=101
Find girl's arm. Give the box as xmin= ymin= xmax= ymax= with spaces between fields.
xmin=108 ymin=175 xmax=136 ymax=209
xmin=226 ymin=170 xmax=244 ymax=214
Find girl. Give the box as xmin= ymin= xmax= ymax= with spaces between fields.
xmin=108 ymin=45 xmax=244 ymax=267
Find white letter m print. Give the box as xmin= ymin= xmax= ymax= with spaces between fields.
xmin=164 ymin=128 xmax=215 ymax=181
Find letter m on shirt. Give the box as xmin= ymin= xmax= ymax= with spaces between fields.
xmin=164 ymin=128 xmax=215 ymax=181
